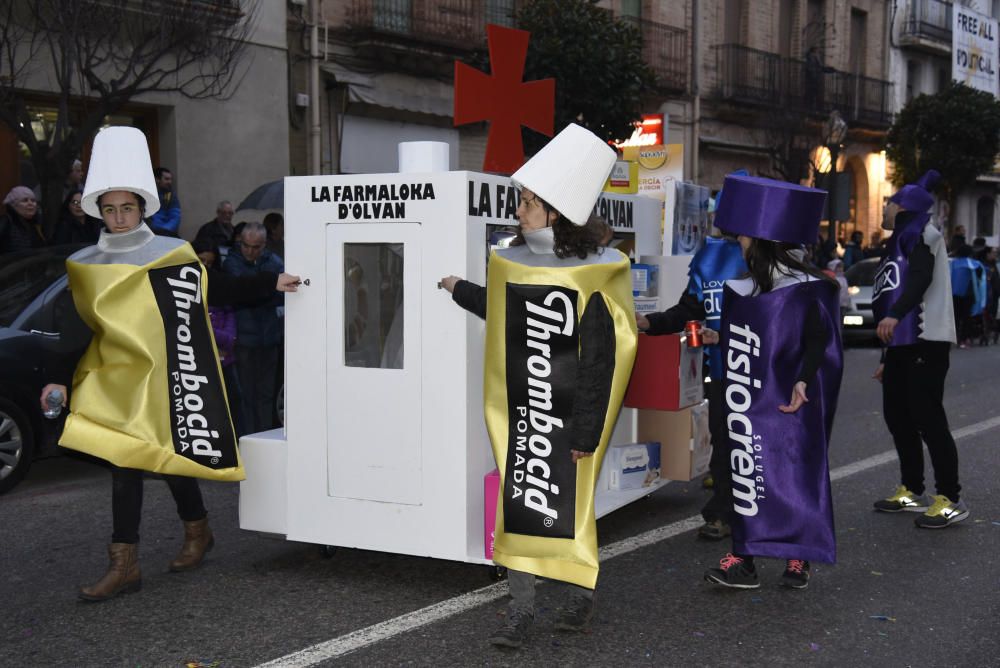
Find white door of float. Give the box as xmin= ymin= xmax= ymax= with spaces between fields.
xmin=326 ymin=222 xmax=422 ymax=505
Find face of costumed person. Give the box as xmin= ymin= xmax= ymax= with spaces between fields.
xmin=99 ymin=190 xmax=143 ymax=234
xmin=515 ymin=188 xmax=558 ymax=234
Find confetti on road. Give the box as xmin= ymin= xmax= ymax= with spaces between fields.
xmin=869 ymin=615 xmax=896 ymax=622
xmin=870 ymin=571 xmax=883 ymax=576
xmin=991 ymin=521 xmax=1000 ymax=526
xmin=809 ymin=643 xmax=821 ymax=651
xmin=693 ymin=631 xmax=706 ymax=637
xmin=751 ymin=597 xmax=763 ymax=603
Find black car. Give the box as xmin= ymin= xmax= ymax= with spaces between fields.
xmin=0 ymin=244 xmax=91 ymax=494
xmin=842 ymin=257 xmax=881 ymax=343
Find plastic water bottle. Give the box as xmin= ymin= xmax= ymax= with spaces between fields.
xmin=43 ymin=389 xmax=64 ymax=419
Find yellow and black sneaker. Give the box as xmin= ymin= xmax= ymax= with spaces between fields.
xmin=873 ymin=485 xmax=931 ymax=513
xmin=914 ymin=495 xmax=969 ymax=529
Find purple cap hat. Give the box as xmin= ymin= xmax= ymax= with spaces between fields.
xmin=713 ymin=175 xmax=828 ymax=245
xmin=889 ymin=169 xmax=940 ymax=213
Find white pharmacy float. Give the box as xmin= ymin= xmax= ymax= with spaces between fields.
xmin=238 ymin=142 xmax=671 ymax=572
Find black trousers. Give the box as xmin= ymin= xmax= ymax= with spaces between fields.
xmin=882 ymin=341 xmax=961 ymax=501
xmin=111 ymin=467 xmax=207 ymax=544
xmin=701 ymin=378 xmax=733 ymax=523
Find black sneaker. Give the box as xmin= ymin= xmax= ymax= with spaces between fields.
xmin=555 ymin=594 xmax=594 ymax=632
xmin=697 ymin=519 xmax=732 ymax=541
xmin=780 ymin=559 xmax=810 ymax=590
xmin=488 ymin=610 xmax=533 ymax=649
xmin=704 ymin=553 xmax=759 ymax=589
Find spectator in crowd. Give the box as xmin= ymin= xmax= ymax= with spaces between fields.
xmin=971 ymin=236 xmax=987 ymax=252
xmin=147 ymin=167 xmax=181 ymax=237
xmin=263 ymin=212 xmax=285 ymax=260
xmin=977 ymin=245 xmax=1000 ymax=344
xmin=948 ymin=224 xmax=967 ymax=255
xmin=52 ymin=188 xmax=103 ymax=245
xmin=64 ymin=159 xmax=85 ymax=199
xmin=865 ymin=230 xmax=884 ymax=258
xmin=1 ymin=186 xmax=47 ymax=253
xmin=950 ymin=244 xmax=986 ymax=348
xmin=223 ymin=222 xmax=284 ymax=434
xmin=194 ymin=200 xmax=236 ymax=254
xmin=842 ymin=230 xmax=864 ymax=269
xmin=194 ymin=239 xmax=245 ymax=436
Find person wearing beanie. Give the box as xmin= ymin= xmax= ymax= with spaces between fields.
xmin=38 ymin=127 xmax=301 ymax=603
xmin=1 ymin=185 xmax=48 ymax=253
xmin=440 ymin=124 xmax=637 ymax=648
xmin=871 ymin=169 xmax=967 ymax=527
xmin=701 ymin=175 xmax=843 ymax=591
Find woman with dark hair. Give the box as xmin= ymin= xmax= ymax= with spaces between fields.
xmin=440 ymin=125 xmax=636 ymax=649
xmin=52 ymin=188 xmax=103 ymax=245
xmin=701 ymin=175 xmax=843 ymax=592
xmin=0 ymin=185 xmax=47 ymax=253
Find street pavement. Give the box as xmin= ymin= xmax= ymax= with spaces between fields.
xmin=2 ymin=344 xmax=999 ymax=667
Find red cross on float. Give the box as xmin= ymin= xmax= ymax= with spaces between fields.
xmin=454 ymin=24 xmax=555 ymax=174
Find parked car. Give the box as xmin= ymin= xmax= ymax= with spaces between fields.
xmin=0 ymin=244 xmax=91 ymax=494
xmin=842 ymin=257 xmax=880 ymax=342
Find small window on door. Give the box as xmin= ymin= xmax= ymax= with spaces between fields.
xmin=344 ymin=242 xmax=405 ymax=369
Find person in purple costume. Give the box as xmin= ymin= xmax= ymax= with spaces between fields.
xmin=871 ymin=170 xmax=967 ymax=528
xmin=701 ymin=175 xmax=844 ymax=591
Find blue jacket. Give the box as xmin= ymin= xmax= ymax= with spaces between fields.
xmin=149 ymin=189 xmax=181 ymax=237
xmin=223 ymin=249 xmax=284 ymax=347
xmin=950 ymin=257 xmax=987 ymax=316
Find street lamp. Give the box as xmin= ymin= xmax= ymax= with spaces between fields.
xmin=823 ymin=110 xmax=848 ymax=243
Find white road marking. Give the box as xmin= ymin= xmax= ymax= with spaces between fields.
xmin=253 ymin=415 xmax=1000 ymax=667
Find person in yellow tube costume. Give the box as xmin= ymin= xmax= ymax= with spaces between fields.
xmin=39 ymin=127 xmax=299 ymax=602
xmin=441 ymin=124 xmax=637 ymax=648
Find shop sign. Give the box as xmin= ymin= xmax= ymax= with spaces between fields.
xmin=613 ymin=114 xmax=666 ymax=149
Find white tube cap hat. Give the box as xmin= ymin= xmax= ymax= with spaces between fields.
xmin=81 ymin=126 xmax=160 ymax=218
xmin=510 ymin=123 xmax=617 ymax=226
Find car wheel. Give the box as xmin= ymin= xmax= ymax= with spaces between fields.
xmin=0 ymin=397 xmax=35 ymax=495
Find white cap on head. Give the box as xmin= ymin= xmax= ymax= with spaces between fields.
xmin=510 ymin=123 xmax=617 ymax=226
xmin=81 ymin=126 xmax=160 ymax=218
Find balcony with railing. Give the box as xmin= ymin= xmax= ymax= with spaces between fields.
xmin=618 ymin=16 xmax=688 ymax=92
xmin=711 ymin=44 xmax=894 ymax=128
xmin=345 ymin=0 xmax=512 ymax=53
xmin=900 ymin=0 xmax=952 ymax=53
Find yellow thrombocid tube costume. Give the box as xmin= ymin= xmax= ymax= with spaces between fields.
xmin=60 ymin=242 xmax=243 ymax=482
xmin=483 ymin=251 xmax=637 ymax=589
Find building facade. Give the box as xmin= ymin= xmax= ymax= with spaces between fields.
xmin=0 ymin=2 xmax=290 ymax=240
xmin=889 ymin=0 xmax=1000 ymax=247
xmin=291 ymin=0 xmax=898 ymax=249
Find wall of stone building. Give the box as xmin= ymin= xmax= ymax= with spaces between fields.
xmin=137 ymin=3 xmax=291 ymax=237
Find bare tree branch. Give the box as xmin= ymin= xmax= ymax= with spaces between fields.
xmin=0 ymin=0 xmax=259 ymax=225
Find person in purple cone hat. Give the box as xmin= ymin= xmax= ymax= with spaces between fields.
xmin=701 ymin=175 xmax=844 ymax=591
xmin=871 ymin=170 xmax=968 ymax=528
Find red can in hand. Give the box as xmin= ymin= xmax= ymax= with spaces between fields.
xmin=685 ymin=320 xmax=702 ymax=348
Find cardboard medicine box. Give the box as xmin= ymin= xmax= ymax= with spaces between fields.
xmin=624 ymin=333 xmax=704 ymax=411
xmin=604 ymin=442 xmax=661 ymax=491
xmin=637 ymin=400 xmax=711 ymax=481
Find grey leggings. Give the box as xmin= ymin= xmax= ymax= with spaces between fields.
xmin=507 ymin=568 xmax=594 ymax=614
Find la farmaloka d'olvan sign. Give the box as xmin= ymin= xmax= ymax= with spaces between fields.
xmin=953 ymin=5 xmax=999 ymax=97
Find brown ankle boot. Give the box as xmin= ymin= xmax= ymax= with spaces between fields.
xmin=168 ymin=517 xmax=214 ymax=572
xmin=79 ymin=543 xmax=142 ymax=601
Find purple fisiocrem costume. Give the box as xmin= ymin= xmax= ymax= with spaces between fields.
xmin=713 ymin=176 xmax=844 ymax=564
